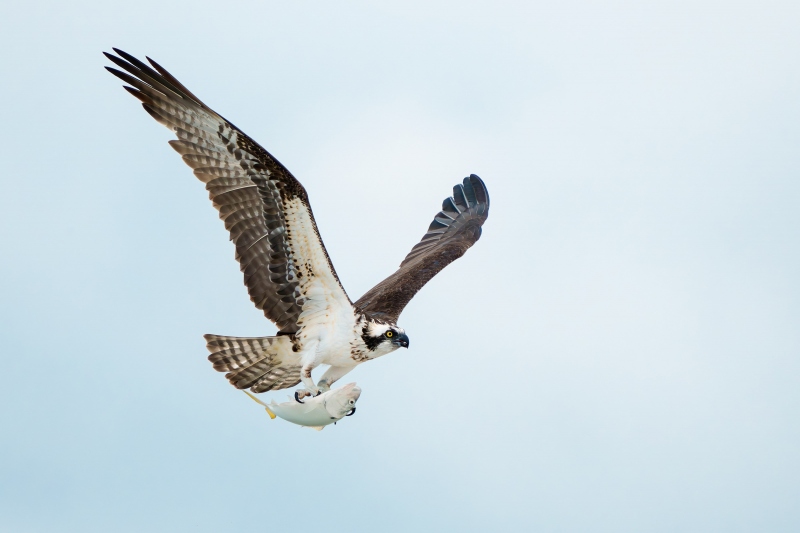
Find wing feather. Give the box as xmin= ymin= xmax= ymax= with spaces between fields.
xmin=105 ymin=49 xmax=350 ymax=333
xmin=355 ymin=175 xmax=489 ymax=322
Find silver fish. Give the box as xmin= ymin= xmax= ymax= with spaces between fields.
xmin=244 ymin=383 xmax=361 ymax=431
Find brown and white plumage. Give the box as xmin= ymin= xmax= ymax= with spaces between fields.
xmin=105 ymin=48 xmax=490 ymax=395
xmin=356 ymin=175 xmax=489 ymax=322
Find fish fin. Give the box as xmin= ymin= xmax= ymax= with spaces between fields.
xmin=243 ymin=391 xmax=276 ymax=419
xmin=306 ymin=426 xmax=325 ymax=431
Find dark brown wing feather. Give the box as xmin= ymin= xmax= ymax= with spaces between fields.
xmin=104 ymin=49 xmax=349 ymax=333
xmin=355 ymin=175 xmax=489 ymax=322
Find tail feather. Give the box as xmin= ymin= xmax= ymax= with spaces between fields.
xmin=251 ymin=364 xmax=302 ymax=393
xmin=205 ymin=335 xmax=273 ymax=372
xmin=204 ymin=334 xmax=301 ymax=392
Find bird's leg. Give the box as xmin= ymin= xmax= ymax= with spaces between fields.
xmin=316 ymin=365 xmax=357 ymax=393
xmin=299 ymin=362 xmax=320 ymax=397
xmin=293 ymin=341 xmax=321 ymax=402
xmin=294 ymin=390 xmax=312 ymax=403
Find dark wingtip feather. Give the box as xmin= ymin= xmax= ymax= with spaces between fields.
xmin=105 ymin=48 xmax=188 ymax=101
xmin=452 ymin=183 xmax=468 ymax=210
xmin=104 ymin=65 xmax=121 ymax=78
xmin=104 ymin=53 xmax=133 ymax=73
xmin=146 ymin=55 xmax=205 ymax=105
xmin=112 ymin=48 xmax=138 ymax=64
xmin=105 ymin=66 xmax=138 ymax=86
xmin=466 ymin=174 xmax=489 ymax=209
xmin=141 ymin=103 xmax=169 ymax=126
xmin=441 ymin=197 xmax=460 ymax=215
xmin=461 ymin=177 xmax=477 ymax=205
xmin=123 ymin=85 xmax=151 ymax=104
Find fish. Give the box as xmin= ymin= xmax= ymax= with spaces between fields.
xmin=244 ymin=382 xmax=361 ymax=431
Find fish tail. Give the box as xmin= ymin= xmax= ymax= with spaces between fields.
xmin=243 ymin=390 xmax=276 ymax=419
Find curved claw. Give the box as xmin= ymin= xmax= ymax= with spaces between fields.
xmin=345 ymin=407 xmax=356 ymax=417
xmin=294 ymin=391 xmax=305 ymax=404
xmin=314 ymin=390 xmax=323 ymax=397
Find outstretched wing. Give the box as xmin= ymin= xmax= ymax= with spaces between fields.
xmin=104 ymin=49 xmax=350 ymax=334
xmin=355 ymin=175 xmax=489 ymax=322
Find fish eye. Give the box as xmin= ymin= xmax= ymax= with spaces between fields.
xmin=348 ymin=399 xmax=355 ymax=405
xmin=386 ymin=331 xmax=393 ymax=338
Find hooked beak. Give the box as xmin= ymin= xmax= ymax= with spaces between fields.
xmin=393 ymin=333 xmax=409 ymax=348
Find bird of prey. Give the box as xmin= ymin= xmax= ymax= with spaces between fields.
xmin=104 ymin=49 xmax=490 ymax=400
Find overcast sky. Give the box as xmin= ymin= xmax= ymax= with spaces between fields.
xmin=1 ymin=1 xmax=799 ymax=532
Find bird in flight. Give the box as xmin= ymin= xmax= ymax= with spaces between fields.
xmin=105 ymin=49 xmax=490 ymax=401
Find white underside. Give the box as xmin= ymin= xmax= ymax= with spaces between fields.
xmin=281 ymin=198 xmax=367 ymax=384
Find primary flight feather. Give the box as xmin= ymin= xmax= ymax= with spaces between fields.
xmin=104 ymin=48 xmax=490 ymax=397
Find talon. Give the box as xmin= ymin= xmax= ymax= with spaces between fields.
xmin=314 ymin=390 xmax=322 ymax=397
xmin=294 ymin=391 xmax=305 ymax=404
xmin=345 ymin=407 xmax=356 ymax=417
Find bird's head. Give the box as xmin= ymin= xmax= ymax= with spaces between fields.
xmin=362 ymin=321 xmax=410 ymax=354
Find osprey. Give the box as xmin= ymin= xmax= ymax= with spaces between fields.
xmin=105 ymin=49 xmax=490 ymax=400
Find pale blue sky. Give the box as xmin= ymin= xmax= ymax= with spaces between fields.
xmin=1 ymin=1 xmax=799 ymax=531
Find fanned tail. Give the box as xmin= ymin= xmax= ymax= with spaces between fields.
xmin=204 ymin=334 xmax=302 ymax=392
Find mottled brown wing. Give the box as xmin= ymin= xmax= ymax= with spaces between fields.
xmin=105 ymin=49 xmax=350 ymax=333
xmin=355 ymin=175 xmax=489 ymax=322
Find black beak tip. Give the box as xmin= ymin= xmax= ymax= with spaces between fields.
xmin=392 ymin=333 xmax=409 ymax=348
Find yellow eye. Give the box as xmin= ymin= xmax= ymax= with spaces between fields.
xmin=386 ymin=331 xmax=393 ymax=338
